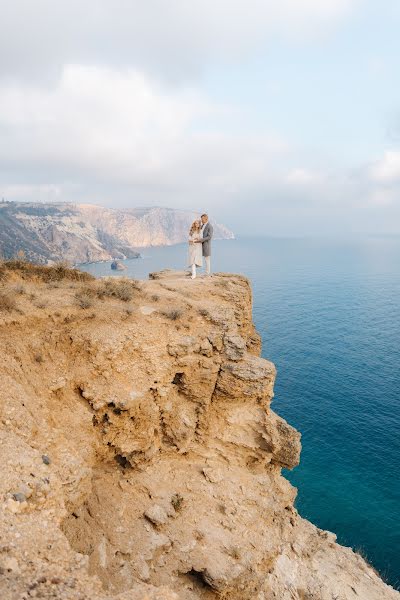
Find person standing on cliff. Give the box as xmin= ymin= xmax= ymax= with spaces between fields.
xmin=198 ymin=213 xmax=213 ymax=276
xmin=188 ymin=219 xmax=203 ymax=279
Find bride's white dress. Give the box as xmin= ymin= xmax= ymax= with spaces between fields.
xmin=188 ymin=233 xmax=203 ymax=267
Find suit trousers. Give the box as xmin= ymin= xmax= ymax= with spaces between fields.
xmin=205 ymin=256 xmax=211 ymax=275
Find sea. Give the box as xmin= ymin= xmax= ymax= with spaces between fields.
xmin=79 ymin=236 xmax=400 ymax=589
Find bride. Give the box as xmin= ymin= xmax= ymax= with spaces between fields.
xmin=188 ymin=219 xmax=203 ymax=279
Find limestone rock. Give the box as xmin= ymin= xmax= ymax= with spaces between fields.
xmin=0 ymin=265 xmax=397 ymax=600
xmin=224 ymin=333 xmax=247 ymax=361
xmin=215 ymin=355 xmax=276 ymax=404
xmin=145 ymin=504 xmax=169 ymax=526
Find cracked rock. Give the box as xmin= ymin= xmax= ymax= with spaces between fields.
xmin=144 ymin=504 xmax=169 ymax=526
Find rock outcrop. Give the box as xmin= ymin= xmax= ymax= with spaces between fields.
xmin=0 ymin=265 xmax=398 ymax=600
xmin=0 ymin=201 xmax=234 ymax=264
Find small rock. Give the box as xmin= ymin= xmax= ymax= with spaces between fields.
xmin=319 ymin=529 xmax=337 ymax=543
xmin=140 ymin=306 xmax=156 ymax=315
xmin=224 ymin=333 xmax=246 ymax=361
xmin=1 ymin=557 xmax=20 ymax=573
xmin=19 ymin=483 xmax=33 ymax=499
xmin=202 ymin=467 xmax=223 ymax=484
xmin=144 ymin=504 xmax=168 ymax=526
xmin=138 ymin=560 xmax=150 ymax=581
xmin=42 ymin=455 xmax=51 ymax=465
xmin=199 ymin=338 xmax=213 ymax=357
xmin=167 ymin=336 xmax=199 ymax=357
xmin=49 ymin=377 xmax=66 ymax=392
xmin=13 ymin=492 xmax=27 ymax=503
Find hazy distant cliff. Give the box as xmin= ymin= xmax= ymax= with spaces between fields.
xmin=0 ymin=202 xmax=234 ymax=265
xmin=0 ymin=263 xmax=398 ymax=600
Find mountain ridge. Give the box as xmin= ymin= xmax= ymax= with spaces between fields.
xmin=0 ymin=201 xmax=234 ymax=264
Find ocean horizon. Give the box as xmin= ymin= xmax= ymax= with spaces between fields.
xmin=79 ymin=235 xmax=400 ymax=589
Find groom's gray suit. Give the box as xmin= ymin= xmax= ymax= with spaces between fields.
xmin=201 ymin=221 xmax=213 ymax=275
xmin=201 ymin=222 xmax=213 ymax=257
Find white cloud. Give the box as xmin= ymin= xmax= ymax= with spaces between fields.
xmin=0 ymin=64 xmax=288 ymax=205
xmin=368 ymin=188 xmax=397 ymax=206
xmin=0 ymin=65 xmax=208 ymax=174
xmin=370 ymin=151 xmax=400 ymax=184
xmin=4 ymin=0 xmax=399 ymax=236
xmin=0 ymin=0 xmax=359 ymax=82
xmin=286 ymin=168 xmax=322 ymax=185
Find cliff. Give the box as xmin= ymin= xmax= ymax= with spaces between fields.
xmin=0 ymin=202 xmax=234 ymax=265
xmin=0 ymin=263 xmax=398 ymax=600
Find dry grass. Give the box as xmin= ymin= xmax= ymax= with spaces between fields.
xmin=75 ymin=291 xmax=94 ymax=309
xmin=216 ymin=279 xmax=230 ymax=289
xmin=34 ymin=300 xmax=47 ymax=309
xmin=0 ymin=291 xmax=17 ymax=312
xmin=96 ymin=278 xmax=140 ymax=302
xmin=0 ymin=259 xmax=94 ymax=283
xmin=225 ymin=546 xmax=241 ymax=560
xmin=161 ymin=308 xmax=183 ymax=321
xmin=13 ymin=283 xmax=26 ymax=295
xmin=171 ymin=493 xmax=184 ymax=512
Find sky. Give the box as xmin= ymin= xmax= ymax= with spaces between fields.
xmin=0 ymin=0 xmax=400 ymax=236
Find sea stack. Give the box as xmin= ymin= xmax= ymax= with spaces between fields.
xmin=111 ymin=260 xmax=126 ymax=271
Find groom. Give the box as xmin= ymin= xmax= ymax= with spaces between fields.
xmin=198 ymin=213 xmax=213 ymax=275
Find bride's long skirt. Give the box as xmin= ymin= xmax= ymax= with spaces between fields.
xmin=188 ymin=243 xmax=203 ymax=267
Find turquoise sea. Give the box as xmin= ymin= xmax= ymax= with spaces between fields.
xmin=80 ymin=237 xmax=400 ymax=589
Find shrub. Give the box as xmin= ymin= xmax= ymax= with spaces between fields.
xmin=171 ymin=493 xmax=184 ymax=512
xmin=0 ymin=260 xmax=94 ymax=283
xmin=75 ymin=291 xmax=94 ymax=309
xmin=161 ymin=308 xmax=183 ymax=321
xmin=96 ymin=278 xmax=140 ymax=302
xmin=34 ymin=300 xmax=47 ymax=309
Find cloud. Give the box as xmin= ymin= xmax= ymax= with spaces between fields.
xmin=370 ymin=151 xmax=400 ymax=184
xmin=286 ymin=168 xmax=322 ymax=185
xmin=1 ymin=61 xmax=398 ymax=237
xmin=3 ymin=0 xmax=399 ymax=237
xmin=0 ymin=64 xmax=288 ymax=207
xmin=0 ymin=0 xmax=359 ymax=83
xmin=368 ymin=188 xmax=397 ymax=206
xmin=0 ymin=65 xmax=208 ymax=175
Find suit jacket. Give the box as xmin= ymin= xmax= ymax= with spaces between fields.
xmin=201 ymin=222 xmax=213 ymax=257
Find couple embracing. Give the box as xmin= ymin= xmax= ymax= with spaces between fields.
xmin=188 ymin=213 xmax=213 ymax=279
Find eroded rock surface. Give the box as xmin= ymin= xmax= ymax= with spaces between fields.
xmin=0 ymin=267 xmax=398 ymax=600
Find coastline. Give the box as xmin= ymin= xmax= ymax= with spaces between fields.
xmin=74 ymin=237 xmax=235 ymax=269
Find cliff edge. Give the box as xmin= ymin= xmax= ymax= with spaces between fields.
xmin=0 ymin=264 xmax=398 ymax=600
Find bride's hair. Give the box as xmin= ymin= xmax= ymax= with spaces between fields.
xmin=189 ymin=219 xmax=201 ymax=235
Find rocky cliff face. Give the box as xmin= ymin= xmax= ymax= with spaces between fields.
xmin=0 ymin=202 xmax=234 ymax=265
xmin=0 ymin=264 xmax=398 ymax=600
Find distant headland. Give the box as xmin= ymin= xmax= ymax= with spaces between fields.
xmin=0 ymin=201 xmax=234 ymax=265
